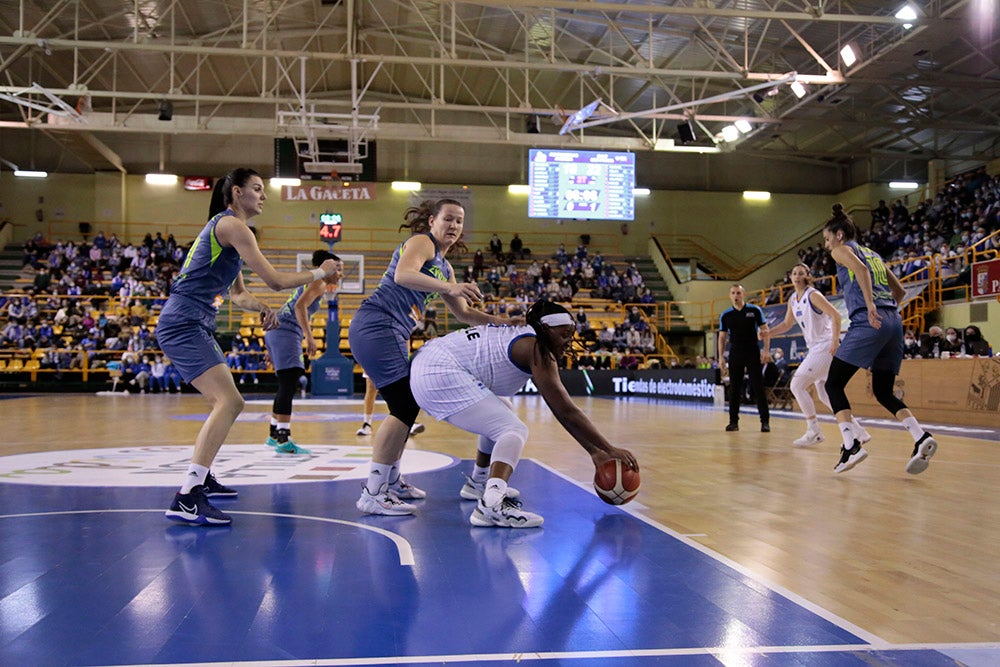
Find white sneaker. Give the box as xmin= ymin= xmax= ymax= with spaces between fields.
xmin=356 ymin=487 xmax=415 ymax=515
xmin=356 ymin=422 xmax=372 ymax=436
xmin=459 ymin=475 xmax=521 ymax=501
xmin=470 ymin=497 xmax=543 ymax=528
xmin=793 ymin=429 xmax=825 ymax=447
xmin=409 ymin=423 xmax=425 ymax=436
xmin=905 ymin=432 xmax=938 ymax=475
xmin=834 ymin=441 xmax=868 ymax=473
xmin=388 ymin=476 xmax=427 ymax=500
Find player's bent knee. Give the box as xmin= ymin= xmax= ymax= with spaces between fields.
xmin=490 ymin=422 xmax=528 ymax=468
xmin=380 ymin=377 xmax=420 ymax=426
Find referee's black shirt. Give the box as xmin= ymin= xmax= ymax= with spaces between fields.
xmin=719 ymin=304 xmax=766 ymax=358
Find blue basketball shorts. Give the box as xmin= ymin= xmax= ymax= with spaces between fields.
xmin=154 ymin=315 xmax=226 ymax=384
xmin=348 ymin=306 xmax=411 ymax=389
xmin=264 ymin=327 xmax=304 ymax=372
xmin=835 ymin=307 xmax=904 ymax=375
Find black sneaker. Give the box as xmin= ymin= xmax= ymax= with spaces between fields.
xmin=165 ymin=485 xmax=232 ymax=525
xmin=725 ymin=422 xmax=739 ymax=432
xmin=203 ymin=471 xmax=238 ymax=498
xmin=834 ymin=440 xmax=868 ymax=473
xmin=761 ymin=421 xmax=770 ymax=432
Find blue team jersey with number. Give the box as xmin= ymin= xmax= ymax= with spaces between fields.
xmin=837 ymin=240 xmax=897 ymax=317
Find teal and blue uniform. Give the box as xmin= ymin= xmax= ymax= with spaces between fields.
xmin=834 ymin=240 xmax=904 ymax=373
xmin=348 ymin=232 xmax=451 ymax=388
xmin=154 ymin=209 xmax=243 ymax=382
xmin=264 ymin=284 xmax=323 ymax=371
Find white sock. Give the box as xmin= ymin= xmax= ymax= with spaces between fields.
xmin=270 ymin=417 xmax=279 ymax=427
xmin=365 ymin=462 xmax=393 ymax=495
xmin=482 ymin=478 xmax=508 ymax=508
xmin=364 ymin=414 xmax=373 ymax=424
xmin=805 ymin=417 xmax=818 ymax=431
xmin=277 ymin=421 xmax=290 ymax=431
xmin=900 ymin=416 xmax=923 ymax=440
xmin=387 ymin=460 xmax=402 ymax=485
xmin=181 ymin=464 xmax=209 ymax=494
xmin=851 ymin=418 xmax=867 ymax=436
xmin=472 ymin=463 xmax=490 ymax=484
xmin=838 ymin=422 xmax=855 ymax=449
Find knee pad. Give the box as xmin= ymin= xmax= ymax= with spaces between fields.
xmin=824 ymin=357 xmax=858 ymax=414
xmin=489 ymin=421 xmax=529 ymax=469
xmin=379 ymin=376 xmax=420 ymax=426
xmin=872 ymin=370 xmax=907 ymax=414
xmin=272 ymin=368 xmax=302 ymax=414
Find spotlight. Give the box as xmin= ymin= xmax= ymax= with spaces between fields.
xmin=752 ymin=92 xmax=766 ymax=104
xmin=720 ymin=125 xmax=740 ymax=143
xmin=790 ymin=81 xmax=807 ymax=98
xmin=157 ymin=99 xmax=173 ymax=121
xmin=840 ymin=44 xmax=858 ymax=68
xmin=734 ymin=120 xmax=752 ymax=134
xmin=525 ymin=115 xmax=540 ymax=134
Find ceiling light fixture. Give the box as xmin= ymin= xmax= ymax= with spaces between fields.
xmin=391 ymin=181 xmax=421 ymax=191
xmin=145 ymin=173 xmax=178 ymax=185
xmin=508 ymin=184 xmax=530 ymax=195
xmin=840 ymin=44 xmax=858 ymax=68
xmin=790 ymin=81 xmax=807 ymax=98
xmin=270 ymin=178 xmax=301 ymax=188
xmin=889 ymin=181 xmax=919 ymax=190
xmin=14 ymin=169 xmax=48 ymax=178
xmin=743 ymin=190 xmax=771 ymax=201
xmin=734 ymin=120 xmax=753 ymax=134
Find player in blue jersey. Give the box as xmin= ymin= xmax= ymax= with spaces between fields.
xmin=264 ymin=249 xmax=343 ymax=454
xmin=349 ymin=198 xmax=521 ymax=516
xmin=159 ymin=168 xmax=341 ymax=526
xmin=821 ymin=203 xmax=938 ymax=475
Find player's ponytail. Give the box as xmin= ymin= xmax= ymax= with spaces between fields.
xmin=824 ymin=202 xmax=858 ymax=241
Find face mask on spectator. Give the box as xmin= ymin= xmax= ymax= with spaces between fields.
xmin=947 ymin=334 xmax=957 ymax=342
xmin=905 ymin=336 xmax=915 ymax=344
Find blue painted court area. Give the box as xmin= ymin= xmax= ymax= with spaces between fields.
xmin=0 ymin=460 xmax=992 ymax=666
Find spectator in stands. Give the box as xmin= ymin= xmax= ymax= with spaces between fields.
xmin=942 ymin=327 xmax=963 ymax=356
xmin=488 ymin=233 xmax=503 ymax=260
xmin=509 ymin=233 xmax=525 ymax=259
xmin=574 ymin=306 xmax=589 ymax=334
xmin=920 ymin=325 xmax=947 ymax=358
xmin=159 ymin=167 xmax=341 ymax=527
xmin=472 ymin=249 xmax=485 ymax=279
xmin=619 ymin=348 xmax=641 ymax=370
xmin=903 ymin=330 xmax=921 ymax=359
xmin=961 ymin=325 xmax=991 ymax=356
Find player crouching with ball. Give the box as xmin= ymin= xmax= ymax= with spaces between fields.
xmin=410 ymin=299 xmax=638 ymax=528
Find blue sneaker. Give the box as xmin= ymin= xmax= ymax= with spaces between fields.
xmin=274 ymin=429 xmax=311 ymax=455
xmin=165 ymin=485 xmax=232 ymax=526
xmin=266 ymin=436 xmax=279 ymax=447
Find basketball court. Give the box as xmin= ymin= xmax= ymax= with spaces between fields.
xmin=1 ymin=393 xmax=998 ymax=666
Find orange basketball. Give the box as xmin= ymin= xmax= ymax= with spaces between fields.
xmin=593 ymin=458 xmax=640 ymax=505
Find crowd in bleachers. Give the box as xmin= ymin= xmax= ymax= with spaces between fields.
xmin=0 ymin=230 xmax=194 ymax=383
xmin=772 ymin=167 xmax=1000 ymax=303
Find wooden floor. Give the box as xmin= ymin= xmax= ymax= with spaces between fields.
xmin=3 ymin=391 xmax=999 ymax=650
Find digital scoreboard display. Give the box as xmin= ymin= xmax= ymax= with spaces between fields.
xmin=528 ymin=149 xmax=635 ymax=221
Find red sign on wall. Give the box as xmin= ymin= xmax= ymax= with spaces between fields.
xmin=971 ymin=258 xmax=1000 ymax=298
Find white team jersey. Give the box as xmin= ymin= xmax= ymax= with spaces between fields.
xmin=790 ymin=286 xmax=833 ymax=349
xmin=410 ymin=324 xmax=536 ymax=420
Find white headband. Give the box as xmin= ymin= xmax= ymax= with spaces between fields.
xmin=540 ymin=312 xmax=574 ymax=327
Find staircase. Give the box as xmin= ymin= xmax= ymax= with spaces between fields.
xmin=1 ymin=245 xmax=25 ymax=292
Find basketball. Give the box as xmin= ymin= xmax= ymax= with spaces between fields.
xmin=593 ymin=458 xmax=640 ymax=505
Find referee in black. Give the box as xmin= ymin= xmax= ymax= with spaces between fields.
xmin=717 ymin=283 xmax=771 ymax=432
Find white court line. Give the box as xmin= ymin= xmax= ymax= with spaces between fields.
xmin=96 ymin=641 xmax=1000 ymax=666
xmin=0 ymin=509 xmax=414 ymax=566
xmin=530 ymin=458 xmax=889 ymax=647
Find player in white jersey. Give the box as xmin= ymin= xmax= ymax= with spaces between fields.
xmin=410 ymin=300 xmax=638 ymax=528
xmin=769 ymin=264 xmax=871 ymax=446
